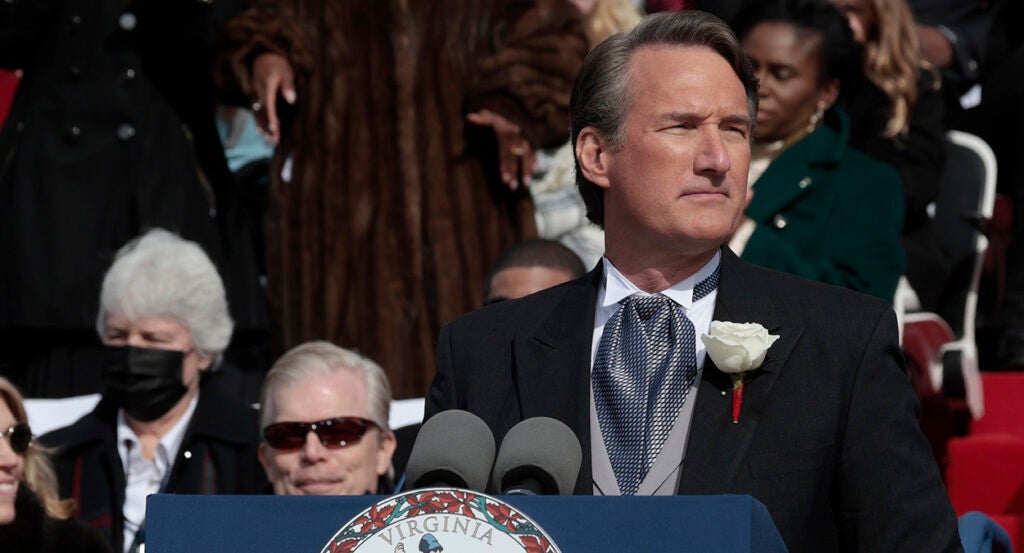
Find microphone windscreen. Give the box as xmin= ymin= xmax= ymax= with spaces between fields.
xmin=406 ymin=409 xmax=496 ymax=491
xmin=491 ymin=417 xmax=582 ymax=495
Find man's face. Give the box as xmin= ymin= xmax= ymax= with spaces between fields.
xmin=103 ymin=314 xmax=212 ymax=395
xmin=581 ymin=45 xmax=752 ymax=259
xmin=259 ymin=370 xmax=396 ymax=496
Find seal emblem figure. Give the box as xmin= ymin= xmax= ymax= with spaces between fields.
xmin=319 ymin=488 xmax=561 ymax=553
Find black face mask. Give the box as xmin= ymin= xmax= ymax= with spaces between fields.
xmin=103 ymin=346 xmax=188 ymax=421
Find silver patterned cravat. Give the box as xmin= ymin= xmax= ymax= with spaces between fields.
xmin=592 ymin=268 xmax=718 ymax=495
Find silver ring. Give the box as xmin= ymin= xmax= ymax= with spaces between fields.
xmin=251 ymin=101 xmax=262 ymax=112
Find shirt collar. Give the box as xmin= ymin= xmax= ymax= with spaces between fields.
xmin=600 ymin=250 xmax=721 ymax=309
xmin=117 ymin=393 xmax=200 ymax=472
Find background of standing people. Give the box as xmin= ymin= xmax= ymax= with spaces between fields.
xmin=214 ymin=0 xmax=588 ymax=399
xmin=0 ymin=0 xmax=267 ymax=401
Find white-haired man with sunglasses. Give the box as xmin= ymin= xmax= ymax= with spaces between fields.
xmin=258 ymin=341 xmax=397 ymax=495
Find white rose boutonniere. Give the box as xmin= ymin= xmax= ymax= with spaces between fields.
xmin=700 ymin=321 xmax=780 ymax=423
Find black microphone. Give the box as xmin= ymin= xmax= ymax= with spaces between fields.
xmin=405 ymin=409 xmax=496 ymax=491
xmin=491 ymin=417 xmax=582 ymax=495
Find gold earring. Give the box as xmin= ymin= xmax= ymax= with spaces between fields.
xmin=808 ymin=105 xmax=826 ymax=132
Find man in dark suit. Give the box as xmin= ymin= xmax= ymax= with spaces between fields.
xmin=424 ymin=10 xmax=961 ymax=553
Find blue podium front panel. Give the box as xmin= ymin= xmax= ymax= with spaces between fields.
xmin=145 ymin=493 xmax=788 ymax=552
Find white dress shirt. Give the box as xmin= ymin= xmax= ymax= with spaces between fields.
xmin=117 ymin=395 xmax=198 ymax=553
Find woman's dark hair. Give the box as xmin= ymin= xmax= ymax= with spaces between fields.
xmin=732 ymin=0 xmax=862 ymax=88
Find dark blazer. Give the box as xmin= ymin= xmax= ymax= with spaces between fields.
xmin=40 ymin=375 xmax=268 ymax=553
xmin=425 ymin=248 xmax=962 ymax=553
xmin=743 ymin=108 xmax=905 ymax=302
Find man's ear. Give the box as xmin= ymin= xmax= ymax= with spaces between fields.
xmin=197 ymin=353 xmax=214 ymax=371
xmin=258 ymin=442 xmax=271 ymax=473
xmin=575 ymin=126 xmax=613 ymax=190
xmin=376 ymin=430 xmax=398 ymax=477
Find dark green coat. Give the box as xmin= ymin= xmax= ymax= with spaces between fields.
xmin=742 ymin=109 xmax=905 ymax=301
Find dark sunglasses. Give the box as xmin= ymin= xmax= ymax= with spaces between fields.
xmin=1 ymin=422 xmax=31 ymax=454
xmin=263 ymin=417 xmax=378 ymax=451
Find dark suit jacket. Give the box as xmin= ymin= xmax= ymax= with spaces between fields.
xmin=40 ymin=375 xmax=268 ymax=553
xmin=425 ymin=248 xmax=962 ymax=553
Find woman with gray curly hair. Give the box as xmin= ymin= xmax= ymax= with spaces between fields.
xmin=96 ymin=227 xmax=234 ymax=377
xmin=42 ymin=229 xmax=266 ymax=553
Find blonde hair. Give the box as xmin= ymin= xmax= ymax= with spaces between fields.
xmin=861 ymin=0 xmax=937 ymax=138
xmin=585 ymin=0 xmax=643 ymax=45
xmin=0 ymin=377 xmax=76 ymax=519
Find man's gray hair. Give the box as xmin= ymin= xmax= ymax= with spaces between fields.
xmin=258 ymin=341 xmax=392 ymax=432
xmin=570 ymin=10 xmax=759 ymax=227
xmin=96 ymin=228 xmax=234 ymax=365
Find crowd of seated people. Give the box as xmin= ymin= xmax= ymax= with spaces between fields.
xmin=2 ymin=2 xmax=1023 ymax=552
xmin=33 ymin=230 xmax=404 ymax=552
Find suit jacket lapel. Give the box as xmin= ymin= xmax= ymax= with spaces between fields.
xmin=513 ymin=265 xmax=601 ymax=495
xmin=677 ymin=248 xmax=802 ymax=494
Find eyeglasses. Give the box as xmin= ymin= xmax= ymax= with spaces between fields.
xmin=1 ymin=423 xmax=31 ymax=454
xmin=263 ymin=417 xmax=378 ymax=451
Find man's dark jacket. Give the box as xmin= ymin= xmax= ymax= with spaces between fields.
xmin=426 ymin=248 xmax=962 ymax=553
xmin=40 ymin=376 xmax=268 ymax=553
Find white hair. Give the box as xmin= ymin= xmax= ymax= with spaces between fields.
xmin=95 ymin=228 xmax=234 ymax=365
xmin=259 ymin=341 xmax=392 ymax=431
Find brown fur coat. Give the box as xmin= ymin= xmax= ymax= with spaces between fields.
xmin=216 ymin=0 xmax=587 ymax=397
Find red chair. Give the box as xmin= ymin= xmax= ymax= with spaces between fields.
xmin=972 ymin=373 xmax=1024 ymax=437
xmin=945 ymin=372 xmax=1024 ymax=552
xmin=900 ymin=132 xmax=1001 ymax=473
xmin=0 ymin=69 xmax=19 ymax=127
